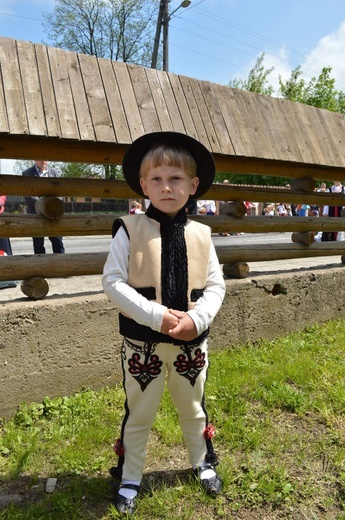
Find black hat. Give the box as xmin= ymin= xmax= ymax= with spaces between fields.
xmin=122 ymin=131 xmax=215 ymax=198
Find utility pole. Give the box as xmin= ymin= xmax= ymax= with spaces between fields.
xmin=162 ymin=0 xmax=169 ymax=72
xmin=151 ymin=0 xmax=191 ymax=72
xmin=151 ymin=0 xmax=165 ymax=70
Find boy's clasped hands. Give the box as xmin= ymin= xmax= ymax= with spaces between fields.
xmin=161 ymin=308 xmax=198 ymax=341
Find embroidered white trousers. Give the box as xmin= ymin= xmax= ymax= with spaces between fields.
xmin=119 ymin=337 xmax=210 ymax=481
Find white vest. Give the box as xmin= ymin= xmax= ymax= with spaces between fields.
xmin=121 ymin=214 xmax=211 ymax=310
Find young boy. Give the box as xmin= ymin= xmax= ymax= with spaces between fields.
xmin=102 ymin=131 xmax=226 ymax=515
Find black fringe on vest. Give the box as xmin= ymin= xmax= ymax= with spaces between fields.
xmin=146 ymin=204 xmax=188 ymax=311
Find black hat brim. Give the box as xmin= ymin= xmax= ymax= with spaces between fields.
xmin=122 ymin=132 xmax=215 ymax=198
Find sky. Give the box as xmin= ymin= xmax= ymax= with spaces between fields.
xmin=1 ymin=0 xmax=345 ymax=171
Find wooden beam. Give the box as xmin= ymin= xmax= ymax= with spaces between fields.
xmin=1 ymin=214 xmax=345 ymax=237
xmin=2 ymin=135 xmax=345 ymax=182
xmin=2 ymin=174 xmax=345 ymax=206
xmin=1 ymin=244 xmax=344 ymax=281
xmin=215 ymin=242 xmax=345 ymax=264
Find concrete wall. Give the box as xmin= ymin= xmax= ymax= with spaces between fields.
xmin=1 ymin=267 xmax=345 ymax=418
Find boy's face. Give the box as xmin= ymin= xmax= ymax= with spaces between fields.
xmin=140 ymin=165 xmax=199 ymax=217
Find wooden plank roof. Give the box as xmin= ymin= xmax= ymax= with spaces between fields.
xmin=1 ymin=36 xmax=345 ymax=181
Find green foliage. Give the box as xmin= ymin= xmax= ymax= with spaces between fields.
xmin=1 ymin=320 xmax=345 ymax=518
xmin=13 ymin=160 xmax=124 ymax=180
xmin=229 ymin=53 xmax=274 ymax=96
xmin=42 ymin=0 xmax=158 ymax=66
xmin=59 ymin=162 xmax=123 ymax=179
xmin=229 ymin=54 xmax=345 ymax=116
xmin=215 ymin=172 xmax=289 ymax=186
xmin=279 ymin=66 xmax=345 ymax=114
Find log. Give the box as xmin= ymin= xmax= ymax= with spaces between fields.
xmin=3 ymin=214 xmax=345 ymax=238
xmin=0 ymin=214 xmax=118 ymax=237
xmin=291 ymin=232 xmax=315 ymax=246
xmin=215 ymin=242 xmax=345 ymax=264
xmin=290 ymin=177 xmax=316 ymax=193
xmin=1 ymin=245 xmax=345 ymax=281
xmin=21 ymin=277 xmax=49 ymax=300
xmin=35 ymin=196 xmax=65 ymax=220
xmin=223 ymin=262 xmax=250 ymax=278
xmin=190 ymin=215 xmax=345 ymax=235
xmin=0 ymin=253 xmax=107 ymax=280
xmin=2 ymin=174 xmax=345 ymax=205
xmin=219 ymin=201 xmax=247 ymax=218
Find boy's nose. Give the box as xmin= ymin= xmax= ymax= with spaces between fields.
xmin=162 ymin=183 xmax=172 ymax=192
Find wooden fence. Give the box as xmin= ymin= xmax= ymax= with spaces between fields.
xmin=1 ymin=173 xmax=345 ymax=299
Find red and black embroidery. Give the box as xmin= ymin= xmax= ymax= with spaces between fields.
xmin=125 ymin=340 xmax=163 ymax=391
xmin=173 ymin=346 xmax=206 ymax=386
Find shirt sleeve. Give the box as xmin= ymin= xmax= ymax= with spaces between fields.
xmin=186 ymin=241 xmax=226 ymax=335
xmin=102 ymin=226 xmax=226 ymax=338
xmin=102 ymin=226 xmax=167 ymax=332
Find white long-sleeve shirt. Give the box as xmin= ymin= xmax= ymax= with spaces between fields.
xmin=102 ymin=226 xmax=225 ymax=337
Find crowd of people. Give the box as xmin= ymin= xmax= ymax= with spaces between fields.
xmin=262 ymin=181 xmax=345 ymax=242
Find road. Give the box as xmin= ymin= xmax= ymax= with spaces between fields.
xmin=10 ymin=233 xmax=292 ymax=255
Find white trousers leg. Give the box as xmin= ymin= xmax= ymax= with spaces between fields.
xmin=119 ymin=338 xmax=211 ymax=481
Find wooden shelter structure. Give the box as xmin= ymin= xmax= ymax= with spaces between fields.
xmin=1 ymin=36 xmax=345 ymax=296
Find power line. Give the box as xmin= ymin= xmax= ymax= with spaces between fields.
xmin=190 ymin=6 xmax=345 ymax=79
xmin=0 ymin=11 xmax=43 ymax=23
xmin=167 ymin=6 xmax=345 ymax=89
xmin=170 ymin=22 xmax=345 ymax=90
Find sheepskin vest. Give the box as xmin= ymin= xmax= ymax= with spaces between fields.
xmin=113 ymin=205 xmax=211 ymax=345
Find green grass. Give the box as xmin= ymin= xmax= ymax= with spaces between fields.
xmin=1 ymin=319 xmax=345 ymax=519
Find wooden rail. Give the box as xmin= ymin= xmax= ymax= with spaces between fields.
xmin=1 ymin=175 xmax=345 ymax=294
xmin=1 ymin=243 xmax=345 ymax=282
xmin=1 ymin=214 xmax=345 ymax=238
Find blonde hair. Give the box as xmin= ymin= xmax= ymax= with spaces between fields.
xmin=139 ymin=143 xmax=197 ymax=179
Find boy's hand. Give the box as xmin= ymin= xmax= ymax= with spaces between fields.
xmin=161 ymin=309 xmax=179 ymax=335
xmin=167 ymin=309 xmax=198 ymax=341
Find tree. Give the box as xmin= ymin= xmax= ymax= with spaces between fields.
xmin=229 ymin=53 xmax=275 ymax=96
xmin=41 ymin=0 xmax=155 ymax=178
xmin=59 ymin=162 xmax=123 ymax=180
xmin=277 ymin=66 xmax=306 ymax=103
xmin=279 ymin=66 xmax=345 ymax=114
xmin=14 ymin=160 xmax=124 ymax=180
xmin=42 ymin=0 xmax=158 ymax=66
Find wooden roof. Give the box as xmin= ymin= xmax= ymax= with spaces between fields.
xmin=1 ymin=36 xmax=345 ymax=181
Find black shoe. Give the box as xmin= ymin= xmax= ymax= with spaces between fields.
xmin=193 ymin=463 xmax=223 ymax=496
xmin=114 ymin=484 xmax=140 ymax=516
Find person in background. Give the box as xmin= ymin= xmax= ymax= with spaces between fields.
xmin=264 ymin=204 xmax=275 ymax=216
xmin=321 ymin=181 xmax=345 ymax=242
xmin=129 ymin=201 xmax=145 ymax=214
xmin=22 ymin=160 xmax=65 ymax=254
xmin=102 ymin=131 xmax=225 ymax=516
xmin=0 ymin=195 xmax=12 ymax=255
xmin=277 ymin=203 xmax=287 ymax=216
xmin=217 ymin=179 xmax=232 ymax=236
xmin=0 ymin=195 xmax=17 ymax=289
xmin=197 ymin=199 xmax=216 ymax=215
xmin=317 ymin=182 xmax=327 ymax=217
